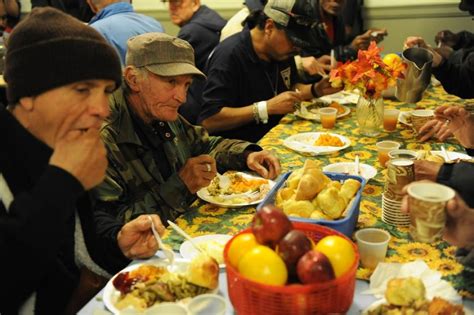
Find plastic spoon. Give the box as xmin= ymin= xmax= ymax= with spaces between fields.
xmin=148 ymin=216 xmax=175 ymax=265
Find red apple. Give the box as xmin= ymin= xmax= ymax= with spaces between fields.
xmin=252 ymin=204 xmax=293 ymax=247
xmin=277 ymin=230 xmax=312 ymax=276
xmin=297 ymin=250 xmax=335 ymax=284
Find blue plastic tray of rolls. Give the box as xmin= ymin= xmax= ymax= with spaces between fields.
xmin=257 ymin=172 xmax=366 ymax=237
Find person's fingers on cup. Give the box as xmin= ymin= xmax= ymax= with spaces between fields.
xmin=418 ymin=127 xmax=436 ymax=142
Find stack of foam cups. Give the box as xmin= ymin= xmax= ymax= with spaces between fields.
xmin=382 ymin=158 xmax=414 ymax=226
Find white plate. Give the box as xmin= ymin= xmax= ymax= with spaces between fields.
xmin=318 ymin=90 xmax=360 ymax=105
xmin=362 ymin=298 xmax=471 ymax=315
xmin=103 ymin=258 xmax=217 ymax=314
xmin=323 ymin=162 xmax=377 ymax=180
xmin=197 ymin=172 xmax=275 ymax=207
xmin=398 ymin=111 xmax=412 ymax=126
xmin=431 ymin=150 xmax=472 ymax=161
xmin=295 ymin=105 xmax=351 ymax=122
xmin=283 ymin=132 xmax=351 ymax=156
xmin=179 ymin=234 xmax=232 ymax=268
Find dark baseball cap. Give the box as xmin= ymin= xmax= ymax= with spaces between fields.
xmin=263 ymin=0 xmax=317 ymax=48
xmin=245 ymin=0 xmax=266 ymax=11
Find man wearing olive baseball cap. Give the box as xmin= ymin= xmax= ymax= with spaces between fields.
xmin=93 ymin=32 xmax=281 ymax=224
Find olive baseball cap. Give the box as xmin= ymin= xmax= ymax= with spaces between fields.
xmin=126 ymin=33 xmax=206 ymax=79
xmin=263 ymin=0 xmax=317 ymax=48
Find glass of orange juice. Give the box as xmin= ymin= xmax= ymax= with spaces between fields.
xmin=319 ymin=107 xmax=337 ymax=129
xmin=383 ymin=109 xmax=400 ymax=131
xmin=376 ymin=141 xmax=400 ymax=167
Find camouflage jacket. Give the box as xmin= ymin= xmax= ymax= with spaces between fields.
xmin=93 ymin=88 xmax=260 ymax=223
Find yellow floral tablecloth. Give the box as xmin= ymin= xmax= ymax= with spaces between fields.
xmin=163 ymin=85 xmax=474 ymax=299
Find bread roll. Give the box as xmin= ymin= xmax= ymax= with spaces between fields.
xmin=385 ymin=277 xmax=425 ymax=306
xmin=283 ymin=200 xmax=314 ymax=218
xmin=339 ymin=179 xmax=361 ymax=201
xmin=287 ymin=168 xmax=303 ymax=189
xmin=316 ymin=187 xmax=347 ymax=219
xmin=186 ymin=254 xmax=219 ymax=289
xmin=295 ymin=168 xmax=329 ymax=200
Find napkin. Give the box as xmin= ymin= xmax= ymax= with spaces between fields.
xmin=362 ymin=260 xmax=462 ymax=303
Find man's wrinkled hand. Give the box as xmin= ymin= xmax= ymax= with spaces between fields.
xmin=267 ymin=91 xmax=303 ymax=115
xmin=118 ymin=214 xmax=165 ymax=259
xmin=246 ymin=150 xmax=280 ymax=180
xmin=178 ymin=155 xmax=216 ymax=194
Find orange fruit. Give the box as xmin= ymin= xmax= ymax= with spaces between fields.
xmin=238 ymin=245 xmax=288 ymax=286
xmin=227 ymin=233 xmax=259 ymax=268
xmin=315 ymin=235 xmax=356 ymax=277
xmin=383 ymin=53 xmax=401 ymax=66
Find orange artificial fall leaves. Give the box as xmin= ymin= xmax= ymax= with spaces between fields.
xmin=329 ymin=42 xmax=406 ymax=99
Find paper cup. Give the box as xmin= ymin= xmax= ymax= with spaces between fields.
xmin=411 ymin=109 xmax=434 ymax=134
xmin=355 ymin=228 xmax=391 ymax=269
xmin=407 ymin=182 xmax=455 ymax=243
xmin=383 ymin=158 xmax=415 ymax=201
xmin=388 ymin=149 xmax=418 ymax=161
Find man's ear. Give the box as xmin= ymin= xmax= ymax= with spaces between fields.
xmin=86 ymin=0 xmax=99 ymax=14
xmin=124 ymin=66 xmax=141 ymax=92
xmin=18 ymin=96 xmax=34 ymax=111
xmin=264 ymin=19 xmax=275 ymax=36
xmin=192 ymin=0 xmax=201 ymax=12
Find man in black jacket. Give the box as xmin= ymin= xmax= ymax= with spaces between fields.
xmin=0 ymin=7 xmax=164 ymax=314
xmin=164 ymin=0 xmax=226 ymax=124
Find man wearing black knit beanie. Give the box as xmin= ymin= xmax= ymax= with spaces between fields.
xmin=0 ymin=7 xmax=165 ymax=314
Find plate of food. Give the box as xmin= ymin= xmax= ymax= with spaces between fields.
xmin=398 ymin=110 xmax=413 ymax=126
xmin=362 ymin=277 xmax=468 ymax=315
xmin=318 ymin=90 xmax=360 ymax=105
xmin=179 ymin=234 xmax=232 ymax=268
xmin=283 ymin=132 xmax=351 ymax=156
xmin=197 ymin=171 xmax=275 ymax=207
xmin=103 ymin=257 xmax=219 ymax=314
xmin=417 ymin=150 xmax=472 ymax=163
xmin=323 ymin=162 xmax=377 ymax=180
xmin=295 ymin=101 xmax=351 ymax=122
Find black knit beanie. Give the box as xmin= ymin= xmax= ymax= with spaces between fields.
xmin=4 ymin=7 xmax=122 ymax=104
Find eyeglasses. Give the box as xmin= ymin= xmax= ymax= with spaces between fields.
xmin=271 ymin=7 xmax=318 ymax=28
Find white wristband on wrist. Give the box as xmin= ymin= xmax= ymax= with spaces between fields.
xmin=257 ymin=101 xmax=268 ymax=124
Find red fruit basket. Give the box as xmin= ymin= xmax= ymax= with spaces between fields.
xmin=224 ymin=222 xmax=359 ymax=315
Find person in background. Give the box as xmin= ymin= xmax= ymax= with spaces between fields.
xmin=412 ymin=105 xmax=474 ymax=208
xmin=164 ymin=0 xmax=226 ymax=124
xmin=402 ymin=183 xmax=474 ymax=267
xmin=404 ymin=0 xmax=473 ymax=99
xmin=303 ymin=0 xmax=387 ymax=63
xmin=87 ymin=0 xmax=164 ymax=66
xmin=197 ymin=0 xmax=340 ymax=143
xmin=93 ymin=32 xmax=280 ymax=224
xmin=342 ymin=0 xmax=363 ymax=40
xmin=0 ymin=0 xmax=20 ymax=40
xmin=0 ymin=8 xmax=164 ymax=314
xmin=220 ymin=0 xmax=267 ymax=42
xmin=32 ymin=0 xmax=94 ymax=22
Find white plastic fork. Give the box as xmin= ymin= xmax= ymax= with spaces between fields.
xmin=441 ymin=145 xmax=451 ymax=162
xmin=148 ymin=216 xmax=175 ymax=265
xmin=167 ymin=220 xmax=205 ymax=254
xmin=216 ymin=172 xmax=231 ymax=190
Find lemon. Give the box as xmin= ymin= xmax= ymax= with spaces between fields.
xmin=315 ymin=235 xmax=356 ymax=277
xmin=383 ymin=53 xmax=402 ymax=66
xmin=238 ymin=245 xmax=288 ymax=286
